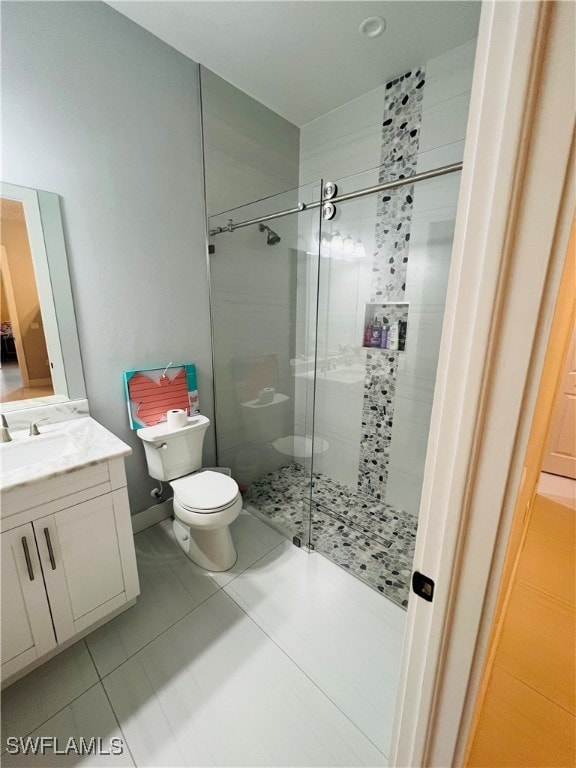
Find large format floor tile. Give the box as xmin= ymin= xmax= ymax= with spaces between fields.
xmin=207 ymin=510 xmax=285 ymax=589
xmin=1 ymin=641 xmax=98 ymax=743
xmin=103 ymin=590 xmax=386 ymax=767
xmin=85 ymin=522 xmax=220 ymax=677
xmin=223 ymin=541 xmax=406 ymax=755
xmin=2 ymin=684 xmax=134 ymax=768
xmin=85 ymin=512 xmax=284 ymax=677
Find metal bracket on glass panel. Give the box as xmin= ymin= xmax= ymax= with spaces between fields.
xmin=322 ymin=181 xmax=338 ymax=220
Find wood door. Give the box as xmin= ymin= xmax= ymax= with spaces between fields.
xmin=1 ymin=523 xmax=56 ymax=682
xmin=542 ymin=326 xmax=576 ymax=478
xmin=36 ymin=494 xmax=128 ymax=643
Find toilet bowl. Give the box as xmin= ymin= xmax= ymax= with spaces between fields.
xmin=170 ymin=470 xmax=242 ymax=571
xmin=137 ymin=415 xmax=241 ymax=572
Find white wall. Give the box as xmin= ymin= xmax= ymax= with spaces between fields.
xmin=2 ymin=1 xmax=213 ymax=514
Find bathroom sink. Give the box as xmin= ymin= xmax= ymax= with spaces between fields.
xmin=324 ymin=368 xmax=366 ymax=384
xmin=1 ymin=432 xmax=76 ymax=472
xmin=294 ymin=365 xmax=365 ymax=385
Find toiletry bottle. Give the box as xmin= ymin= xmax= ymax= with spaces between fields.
xmin=364 ymin=321 xmax=373 ymax=348
xmin=380 ymin=324 xmax=389 ymax=349
xmin=371 ymin=318 xmax=382 ymax=347
xmin=388 ymin=322 xmax=399 ymax=350
xmin=398 ymin=320 xmax=407 ymax=351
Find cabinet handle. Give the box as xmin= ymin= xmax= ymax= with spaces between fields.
xmin=44 ymin=528 xmax=56 ymax=570
xmin=21 ymin=537 xmax=34 ymax=581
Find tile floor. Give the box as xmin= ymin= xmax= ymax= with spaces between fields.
xmin=243 ymin=464 xmax=418 ymax=606
xmin=1 ymin=511 xmax=406 ymax=767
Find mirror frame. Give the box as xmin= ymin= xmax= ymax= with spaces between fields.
xmin=1 ymin=181 xmax=85 ymax=406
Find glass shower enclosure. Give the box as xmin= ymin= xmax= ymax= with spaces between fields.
xmin=208 ymin=181 xmax=323 ymax=554
xmin=208 ymin=163 xmax=460 ymax=609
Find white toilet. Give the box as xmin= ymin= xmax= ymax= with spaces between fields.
xmin=137 ymin=415 xmax=242 ymax=571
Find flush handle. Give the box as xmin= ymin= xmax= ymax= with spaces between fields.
xmin=44 ymin=528 xmax=56 ymax=570
xmin=156 ymin=442 xmax=168 ymax=450
xmin=21 ymin=537 xmax=35 ymax=581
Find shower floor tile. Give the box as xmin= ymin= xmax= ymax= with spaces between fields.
xmin=243 ymin=464 xmax=418 ymax=608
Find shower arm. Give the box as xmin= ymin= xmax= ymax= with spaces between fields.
xmin=209 ymin=161 xmax=463 ymax=237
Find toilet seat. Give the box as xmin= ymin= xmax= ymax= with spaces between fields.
xmin=171 ymin=470 xmax=240 ymax=514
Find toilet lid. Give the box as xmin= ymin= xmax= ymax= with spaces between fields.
xmin=171 ymin=471 xmax=239 ymax=511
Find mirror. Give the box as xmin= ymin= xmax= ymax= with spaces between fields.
xmin=0 ymin=182 xmax=85 ymax=408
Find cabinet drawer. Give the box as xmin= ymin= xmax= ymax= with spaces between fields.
xmin=1 ymin=463 xmax=112 ymax=531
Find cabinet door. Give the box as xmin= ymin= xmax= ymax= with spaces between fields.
xmin=1 ymin=524 xmax=56 ymax=681
xmin=36 ymin=494 xmax=129 ymax=643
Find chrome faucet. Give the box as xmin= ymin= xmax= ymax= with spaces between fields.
xmin=1 ymin=414 xmax=12 ymax=443
xmin=29 ymin=421 xmax=42 ymax=436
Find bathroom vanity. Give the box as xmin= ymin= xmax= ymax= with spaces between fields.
xmin=0 ymin=417 xmax=139 ymax=688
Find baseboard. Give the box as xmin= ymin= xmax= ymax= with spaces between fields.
xmin=1 ymin=597 xmax=137 ymax=690
xmin=131 ymin=499 xmax=173 ymax=534
xmin=29 ymin=377 xmax=52 ymax=386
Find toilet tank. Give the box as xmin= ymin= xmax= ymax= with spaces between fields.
xmin=137 ymin=415 xmax=210 ymax=481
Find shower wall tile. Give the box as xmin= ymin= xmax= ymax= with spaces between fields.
xmin=417 ymin=40 xmax=477 ymax=155
xmin=299 ymin=85 xmax=387 ymax=185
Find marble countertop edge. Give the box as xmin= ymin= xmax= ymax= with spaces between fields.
xmin=1 ymin=417 xmax=132 ymax=493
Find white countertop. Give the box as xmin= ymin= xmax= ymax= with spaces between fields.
xmin=1 ymin=417 xmax=131 ymax=493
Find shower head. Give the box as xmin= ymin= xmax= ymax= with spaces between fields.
xmin=259 ymin=223 xmax=281 ymax=246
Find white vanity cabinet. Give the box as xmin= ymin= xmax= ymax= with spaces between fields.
xmin=1 ymin=457 xmax=139 ymax=687
xmin=1 ymin=522 xmax=57 ymax=677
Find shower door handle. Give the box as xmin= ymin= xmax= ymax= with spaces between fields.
xmin=412 ymin=571 xmax=434 ymax=602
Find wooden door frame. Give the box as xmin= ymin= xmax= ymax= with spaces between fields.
xmin=0 ymin=244 xmax=31 ymax=387
xmin=391 ymin=1 xmax=575 ymax=765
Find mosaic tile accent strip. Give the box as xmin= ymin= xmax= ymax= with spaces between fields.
xmin=359 ymin=304 xmax=410 ymax=499
xmin=243 ymin=464 xmax=418 ymax=609
xmin=372 ymin=68 xmax=426 ymax=303
xmin=358 ymin=66 xmax=425 ymax=499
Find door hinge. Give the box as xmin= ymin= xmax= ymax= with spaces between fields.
xmin=412 ymin=571 xmax=435 ymax=602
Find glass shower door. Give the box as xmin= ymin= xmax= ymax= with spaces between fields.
xmin=309 ymin=163 xmax=461 ymax=606
xmin=208 ymin=182 xmax=323 ymax=548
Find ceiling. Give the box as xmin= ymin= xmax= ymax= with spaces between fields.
xmin=108 ymin=1 xmax=481 ymax=127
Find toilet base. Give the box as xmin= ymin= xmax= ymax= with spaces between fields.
xmin=173 ymin=517 xmax=238 ymax=572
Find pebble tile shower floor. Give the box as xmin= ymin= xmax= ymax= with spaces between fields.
xmin=243 ymin=464 xmax=418 ymax=608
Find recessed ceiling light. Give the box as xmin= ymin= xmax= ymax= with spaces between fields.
xmin=359 ymin=16 xmax=387 ymax=39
